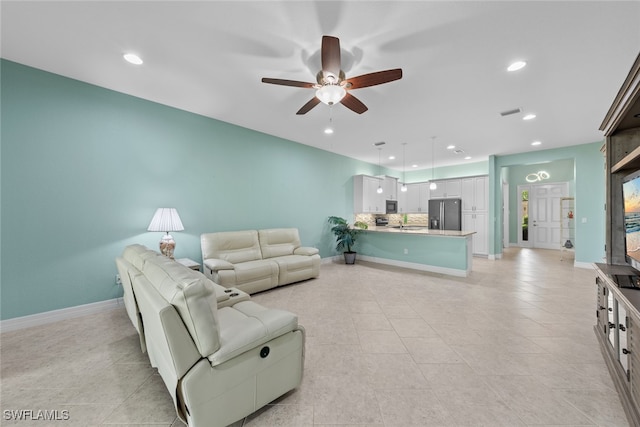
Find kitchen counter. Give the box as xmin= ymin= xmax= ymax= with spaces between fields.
xmin=369 ymin=225 xmax=476 ymax=237
xmin=355 ymin=226 xmax=475 ymax=277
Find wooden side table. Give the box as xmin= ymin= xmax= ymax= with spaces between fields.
xmin=176 ymin=258 xmax=201 ymax=272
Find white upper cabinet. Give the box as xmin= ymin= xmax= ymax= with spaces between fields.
xmin=461 ymin=176 xmax=488 ymax=212
xmin=402 ymin=182 xmax=429 ymax=213
xmin=354 ymin=174 xmax=384 ymax=213
xmin=429 ymin=179 xmax=461 ymax=199
xmin=383 ymin=176 xmax=398 ymax=200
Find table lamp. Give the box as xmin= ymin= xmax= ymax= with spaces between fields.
xmin=147 ymin=208 xmax=184 ymax=258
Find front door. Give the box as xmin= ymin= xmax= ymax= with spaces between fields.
xmin=530 ymin=183 xmax=568 ymax=249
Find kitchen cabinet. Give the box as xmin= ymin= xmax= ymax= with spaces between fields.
xmin=383 ymin=176 xmax=398 ymax=200
xmin=463 ymin=212 xmax=488 ymax=255
xmin=461 ymin=176 xmax=488 ymax=211
xmin=403 ymin=182 xmax=429 ymax=213
xmin=460 ymin=176 xmax=489 ymax=255
xmin=429 ymin=179 xmax=461 ymax=199
xmin=353 ymin=174 xmax=384 ymax=213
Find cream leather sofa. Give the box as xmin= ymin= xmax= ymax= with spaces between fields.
xmin=117 ymin=245 xmax=305 ymax=427
xmin=116 ymin=244 xmax=250 ymax=352
xmin=201 ymin=228 xmax=321 ymax=294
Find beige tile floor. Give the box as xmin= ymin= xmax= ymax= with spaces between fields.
xmin=0 ymin=248 xmax=631 ymax=426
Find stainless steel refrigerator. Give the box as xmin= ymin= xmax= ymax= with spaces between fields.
xmin=428 ymin=198 xmax=462 ymax=231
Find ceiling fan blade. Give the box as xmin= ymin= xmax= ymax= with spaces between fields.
xmin=321 ymin=35 xmax=341 ymax=81
xmin=346 ymin=69 xmax=403 ymax=90
xmin=296 ymin=97 xmax=321 ymax=115
xmin=340 ymin=92 xmax=368 ymax=114
xmin=261 ymin=77 xmax=316 ymax=88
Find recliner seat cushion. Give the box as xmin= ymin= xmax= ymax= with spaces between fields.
xmin=208 ymin=301 xmax=298 ymax=366
xmin=143 ymin=256 xmax=221 ymax=357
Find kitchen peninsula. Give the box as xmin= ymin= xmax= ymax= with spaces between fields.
xmin=356 ymin=225 xmax=476 ymax=277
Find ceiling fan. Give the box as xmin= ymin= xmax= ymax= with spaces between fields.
xmin=261 ymin=35 xmax=403 ymax=115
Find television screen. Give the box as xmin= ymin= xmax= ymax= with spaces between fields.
xmin=623 ymin=170 xmax=640 ymax=267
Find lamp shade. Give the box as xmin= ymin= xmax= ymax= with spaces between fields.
xmin=147 ymin=208 xmax=184 ymax=232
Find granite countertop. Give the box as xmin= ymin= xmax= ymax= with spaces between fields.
xmin=366 ymin=225 xmax=476 ymax=237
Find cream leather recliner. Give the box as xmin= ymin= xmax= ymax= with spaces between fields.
xmin=201 ymin=228 xmax=320 ymax=294
xmin=116 ymin=244 xmax=251 ymax=352
xmin=132 ymin=253 xmax=305 ymax=427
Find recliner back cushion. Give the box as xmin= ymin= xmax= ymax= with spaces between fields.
xmin=259 ymin=228 xmax=301 ymax=259
xmin=123 ymin=244 xmax=159 ymax=270
xmin=143 ymin=257 xmax=221 ymax=357
xmin=201 ymin=230 xmax=262 ymax=263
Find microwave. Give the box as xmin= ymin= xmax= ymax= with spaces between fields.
xmin=385 ymin=200 xmax=398 ymax=214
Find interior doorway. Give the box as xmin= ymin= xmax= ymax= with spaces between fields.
xmin=518 ymin=182 xmax=568 ymax=249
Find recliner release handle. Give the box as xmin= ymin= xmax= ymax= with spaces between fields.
xmin=260 ymin=346 xmax=270 ymax=358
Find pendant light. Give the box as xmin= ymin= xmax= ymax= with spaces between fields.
xmin=400 ymin=143 xmax=408 ymax=192
xmin=377 ymin=147 xmax=383 ymax=194
xmin=429 ymin=137 xmax=437 ymax=190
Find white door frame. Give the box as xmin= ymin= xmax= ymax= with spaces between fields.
xmin=517 ymin=184 xmax=531 ymax=248
xmin=503 ymin=181 xmax=509 ymax=248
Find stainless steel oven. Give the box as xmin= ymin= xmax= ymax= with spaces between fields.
xmin=385 ymin=200 xmax=397 ymax=214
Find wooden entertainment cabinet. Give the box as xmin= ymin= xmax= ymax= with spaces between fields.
xmin=598 ymin=52 xmax=640 ymax=426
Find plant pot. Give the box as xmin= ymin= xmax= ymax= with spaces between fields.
xmin=343 ymin=251 xmax=357 ymax=265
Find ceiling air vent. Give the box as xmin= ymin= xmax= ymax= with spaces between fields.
xmin=373 ymin=141 xmax=386 ymax=146
xmin=499 ymin=108 xmax=522 ymax=117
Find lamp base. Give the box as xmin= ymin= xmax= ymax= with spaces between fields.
xmin=159 ymin=234 xmax=176 ymax=258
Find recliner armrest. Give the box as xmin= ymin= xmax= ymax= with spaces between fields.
xmin=293 ymin=246 xmax=319 ymax=256
xmin=204 ymin=258 xmax=235 ymax=272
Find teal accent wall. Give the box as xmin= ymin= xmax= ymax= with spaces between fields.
xmin=492 ymin=142 xmax=605 ymax=263
xmin=0 ymin=60 xmax=369 ymax=320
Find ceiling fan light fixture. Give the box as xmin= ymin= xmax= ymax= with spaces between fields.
xmin=316 ymin=84 xmax=346 ymax=105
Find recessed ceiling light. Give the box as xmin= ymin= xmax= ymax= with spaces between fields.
xmin=388 ymin=155 xmax=395 ymax=160
xmin=412 ymin=164 xmax=418 ymax=168
xmin=531 ymin=141 xmax=542 ymax=146
xmin=123 ymin=53 xmax=143 ymax=65
xmin=464 ymin=156 xmax=472 ymax=160
xmin=507 ymin=61 xmax=526 ymax=72
xmin=523 ymin=114 xmax=536 ymax=120
xmin=446 ymin=145 xmax=456 ymax=150
xmin=324 ymin=127 xmax=334 ymax=135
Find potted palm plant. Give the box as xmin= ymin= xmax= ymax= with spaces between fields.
xmin=327 ymin=216 xmax=368 ymax=264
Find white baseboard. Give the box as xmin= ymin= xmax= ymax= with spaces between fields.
xmin=0 ymin=298 xmax=123 ymax=333
xmin=357 ymin=255 xmax=469 ymax=277
xmin=574 ymin=261 xmax=595 ymax=269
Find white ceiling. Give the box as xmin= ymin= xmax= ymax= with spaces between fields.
xmin=2 ymin=1 xmax=639 ymax=171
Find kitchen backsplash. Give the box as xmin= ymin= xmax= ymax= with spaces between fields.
xmin=355 ymin=213 xmax=428 ymax=227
